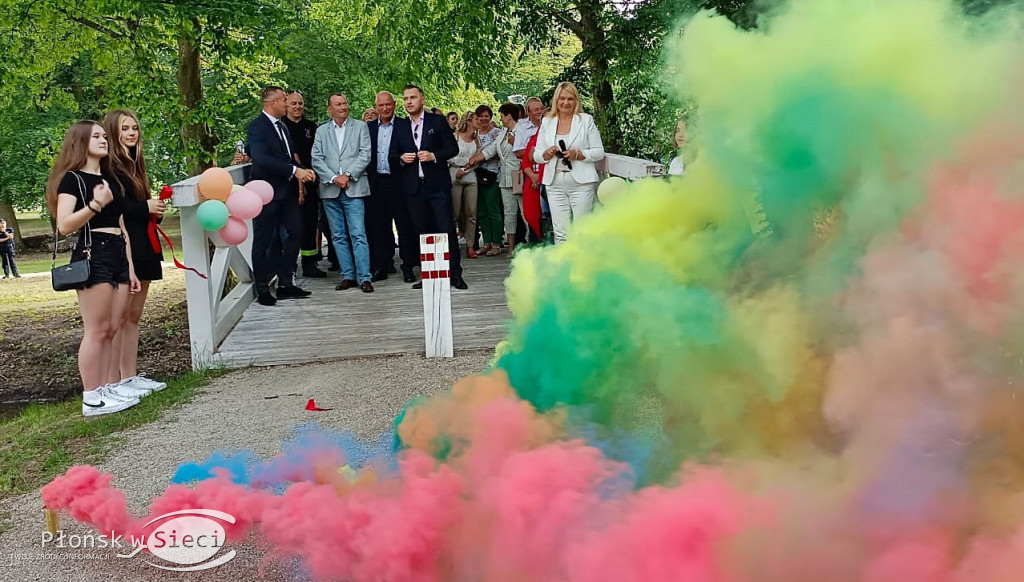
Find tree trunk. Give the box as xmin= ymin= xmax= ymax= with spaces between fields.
xmin=576 ymin=0 xmax=620 ymax=153
xmin=0 ymin=202 xmax=20 ymax=247
xmin=176 ymin=21 xmax=220 ymax=176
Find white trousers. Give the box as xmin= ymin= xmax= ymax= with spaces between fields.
xmin=547 ymin=172 xmax=596 ymax=244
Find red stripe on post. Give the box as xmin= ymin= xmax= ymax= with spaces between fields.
xmin=439 ymin=270 xmax=449 ymax=278
xmin=426 ymin=253 xmax=435 ymax=261
xmin=426 ymin=235 xmax=435 ymax=244
xmin=443 ymin=252 xmax=450 ymax=260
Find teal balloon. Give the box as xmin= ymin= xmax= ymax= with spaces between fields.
xmin=197 ymin=200 xmax=229 ymax=231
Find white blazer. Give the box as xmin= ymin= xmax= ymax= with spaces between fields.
xmin=533 ymin=113 xmax=605 ymax=185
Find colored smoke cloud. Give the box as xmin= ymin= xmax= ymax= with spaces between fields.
xmin=41 ymin=0 xmax=1024 ymax=579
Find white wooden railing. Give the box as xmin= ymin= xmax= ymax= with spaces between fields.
xmin=170 ymin=154 xmax=662 ymax=369
xmin=171 ymin=163 xmax=254 ymax=369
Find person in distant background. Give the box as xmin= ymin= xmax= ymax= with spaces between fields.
xmin=362 ymin=108 xmax=378 ymax=123
xmin=446 ymin=111 xmax=459 ymax=131
xmin=668 ymin=117 xmax=688 ymax=176
xmin=0 ymin=218 xmax=19 ymax=278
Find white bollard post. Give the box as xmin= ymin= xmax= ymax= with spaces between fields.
xmin=420 ymin=233 xmax=454 ymax=358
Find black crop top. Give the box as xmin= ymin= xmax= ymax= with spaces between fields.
xmin=57 ymin=171 xmax=124 ymax=229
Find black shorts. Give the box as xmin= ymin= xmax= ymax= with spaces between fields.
xmin=71 ymin=231 xmax=130 ymax=289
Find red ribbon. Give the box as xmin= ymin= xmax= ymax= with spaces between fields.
xmin=154 ymin=221 xmax=207 ymax=279
xmin=150 ymin=185 xmax=207 ymax=279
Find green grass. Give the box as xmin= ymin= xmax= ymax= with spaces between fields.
xmin=6 ymin=257 xmax=52 ymax=275
xmin=0 ymin=368 xmax=225 ymax=500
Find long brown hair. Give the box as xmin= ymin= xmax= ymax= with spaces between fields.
xmin=45 ymin=120 xmax=104 ymax=218
xmin=103 ymin=109 xmax=150 ymax=201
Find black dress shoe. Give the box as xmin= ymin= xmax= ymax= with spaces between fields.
xmin=371 ymin=271 xmax=388 ymax=282
xmin=403 ymin=271 xmax=417 ymax=284
xmin=277 ymin=285 xmax=312 ymax=299
xmin=335 ymin=279 xmax=357 ymax=290
xmin=360 ymin=281 xmax=375 ymax=293
xmin=451 ymin=277 xmax=468 ymax=290
xmin=412 ymin=282 xmax=423 ymax=289
xmin=302 ymin=266 xmax=328 ymax=278
xmin=386 ymin=265 xmax=398 ymax=274
xmin=257 ymin=292 xmax=277 ymax=306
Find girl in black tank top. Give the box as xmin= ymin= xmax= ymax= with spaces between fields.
xmin=44 ymin=120 xmax=143 ymax=417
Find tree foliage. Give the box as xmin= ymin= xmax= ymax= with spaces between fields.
xmin=0 ymin=0 xmax=774 ymax=228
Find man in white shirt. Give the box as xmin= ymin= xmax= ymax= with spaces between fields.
xmin=512 ymin=97 xmax=545 ymax=159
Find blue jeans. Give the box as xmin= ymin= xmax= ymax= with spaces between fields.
xmin=322 ymin=194 xmax=371 ymax=283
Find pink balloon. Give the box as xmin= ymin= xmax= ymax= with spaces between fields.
xmin=218 ymin=217 xmax=249 ymax=246
xmin=226 ymin=188 xmax=263 ymax=220
xmin=245 ymin=180 xmax=274 ymax=205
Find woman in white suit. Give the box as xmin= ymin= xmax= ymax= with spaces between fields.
xmin=533 ymin=81 xmax=605 ymax=244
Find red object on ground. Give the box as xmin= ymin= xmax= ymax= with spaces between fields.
xmin=305 ymin=399 xmax=332 ymax=411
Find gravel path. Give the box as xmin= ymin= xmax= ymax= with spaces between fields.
xmin=0 ymin=351 xmax=492 ymax=582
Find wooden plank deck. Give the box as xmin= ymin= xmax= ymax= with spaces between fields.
xmin=215 ymin=251 xmax=512 ymax=367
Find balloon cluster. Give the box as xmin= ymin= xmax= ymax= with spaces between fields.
xmin=195 ymin=167 xmax=273 ymax=245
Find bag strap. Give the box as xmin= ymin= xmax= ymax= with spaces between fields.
xmin=51 ymin=171 xmax=93 ymax=268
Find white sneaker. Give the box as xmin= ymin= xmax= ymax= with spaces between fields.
xmin=108 ymin=380 xmax=152 ymax=400
xmin=82 ymin=386 xmax=140 ymax=417
xmin=131 ymin=373 xmax=167 ymax=392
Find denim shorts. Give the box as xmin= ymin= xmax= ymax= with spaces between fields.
xmin=70 ymin=231 xmax=129 ymax=289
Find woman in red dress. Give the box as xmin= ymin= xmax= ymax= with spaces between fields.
xmin=520 ymin=131 xmax=544 ymax=242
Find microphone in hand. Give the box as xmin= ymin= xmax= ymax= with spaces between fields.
xmin=557 ymin=139 xmax=572 ymax=170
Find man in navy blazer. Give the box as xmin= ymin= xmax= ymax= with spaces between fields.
xmin=365 ymin=90 xmax=419 ymax=284
xmin=248 ymin=86 xmax=317 ymax=306
xmin=388 ymin=85 xmax=467 ymax=289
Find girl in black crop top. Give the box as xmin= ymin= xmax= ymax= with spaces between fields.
xmin=56 ymin=170 xmax=125 ymax=229
xmin=44 ymin=120 xmax=143 ymax=417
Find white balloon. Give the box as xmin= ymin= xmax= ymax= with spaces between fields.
xmin=597 ymin=176 xmax=628 ymax=203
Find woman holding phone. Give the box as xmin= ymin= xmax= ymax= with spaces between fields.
xmin=45 ymin=120 xmax=148 ymax=416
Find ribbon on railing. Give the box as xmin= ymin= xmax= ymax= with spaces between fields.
xmin=149 ymin=185 xmax=207 ymax=279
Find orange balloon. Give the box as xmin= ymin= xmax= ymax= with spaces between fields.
xmin=197 ymin=167 xmax=233 ymax=201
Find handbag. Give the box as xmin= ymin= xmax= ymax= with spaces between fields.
xmin=512 ymin=170 xmax=524 ymax=195
xmin=475 ymin=167 xmax=498 ymax=187
xmin=51 ymin=172 xmax=92 ymax=292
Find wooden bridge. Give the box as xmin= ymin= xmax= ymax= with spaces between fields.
xmin=170 ymin=154 xmax=663 ymax=369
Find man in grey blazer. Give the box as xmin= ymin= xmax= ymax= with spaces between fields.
xmin=311 ymin=93 xmax=375 ymax=293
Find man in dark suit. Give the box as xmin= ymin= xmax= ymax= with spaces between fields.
xmin=248 ymin=86 xmax=317 ymax=306
xmin=389 ymin=84 xmax=467 ymax=289
xmin=366 ymin=90 xmax=419 ymax=283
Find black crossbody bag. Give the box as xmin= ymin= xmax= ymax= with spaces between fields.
xmin=51 ymin=172 xmax=92 ymax=292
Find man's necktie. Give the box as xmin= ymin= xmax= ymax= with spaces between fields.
xmin=276 ymin=121 xmax=292 ymax=158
